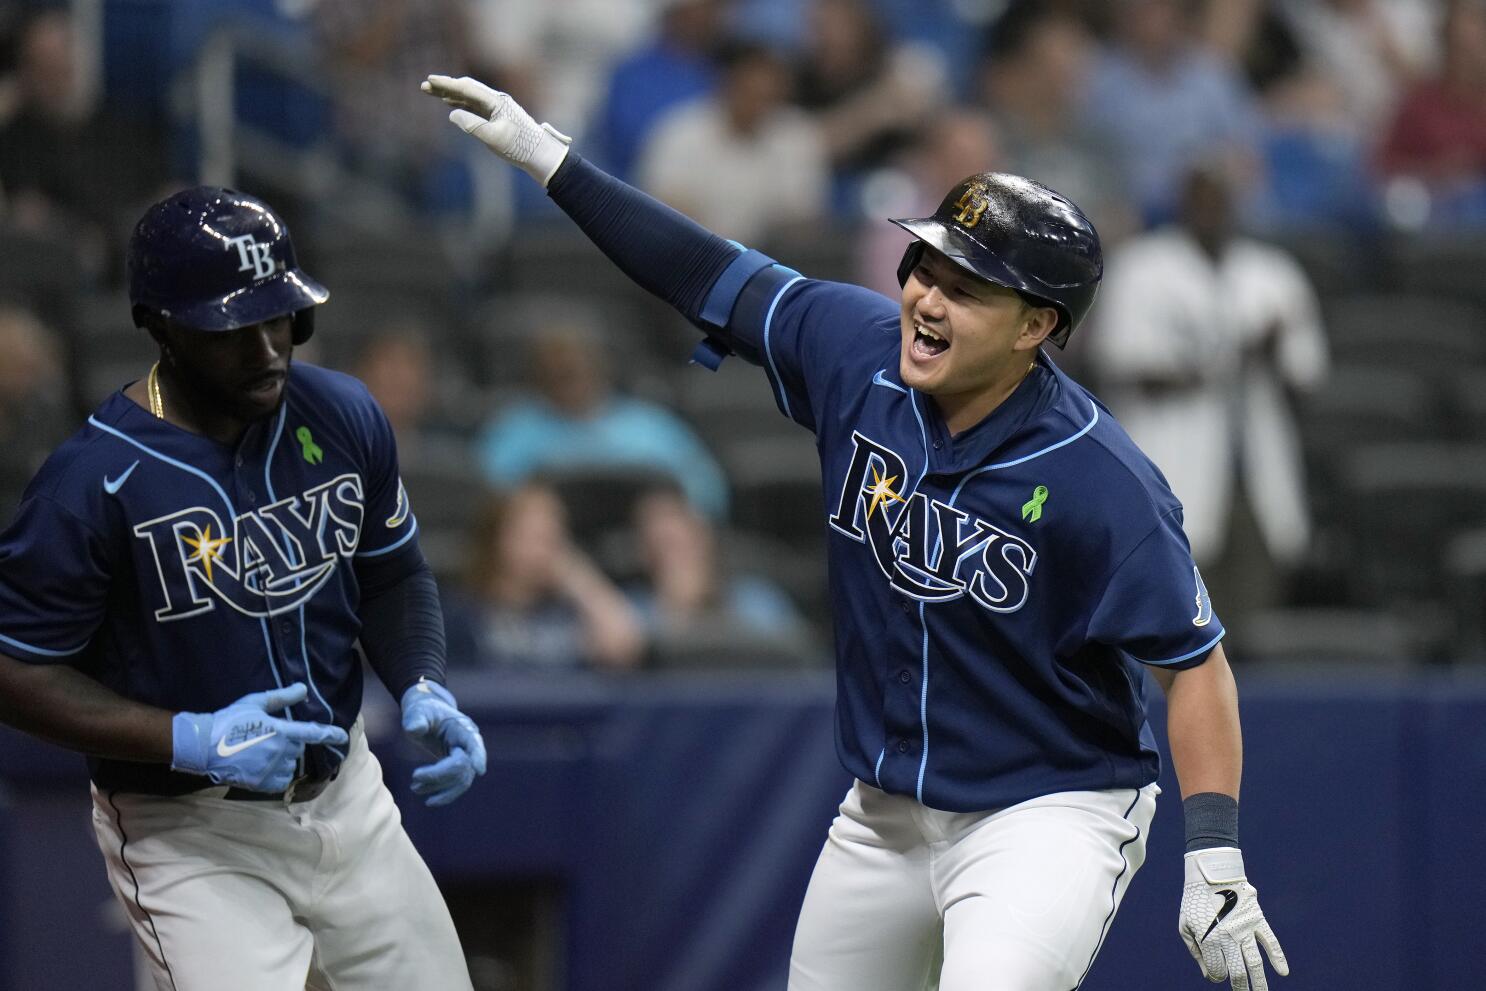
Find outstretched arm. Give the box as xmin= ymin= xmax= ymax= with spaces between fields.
xmin=422 ymin=75 xmax=776 ymax=347
xmin=1152 ymin=645 xmax=1289 ymax=991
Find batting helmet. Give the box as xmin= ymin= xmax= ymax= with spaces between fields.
xmin=891 ymin=173 xmax=1102 ymax=348
xmin=127 ymin=186 xmax=328 ymax=345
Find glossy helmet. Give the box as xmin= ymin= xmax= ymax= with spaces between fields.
xmin=127 ymin=186 xmax=328 ymax=344
xmin=891 ymin=173 xmax=1102 ymax=347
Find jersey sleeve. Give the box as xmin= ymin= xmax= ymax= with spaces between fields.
xmin=349 ymin=391 xmax=422 ymax=573
xmin=0 ymin=495 xmax=112 ymax=664
xmin=718 ymin=266 xmax=901 ymax=433
xmin=1085 ymin=508 xmax=1225 ymax=670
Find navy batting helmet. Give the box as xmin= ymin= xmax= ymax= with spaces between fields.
xmin=891 ymin=173 xmax=1102 ymax=348
xmin=127 ymin=186 xmax=328 ymax=345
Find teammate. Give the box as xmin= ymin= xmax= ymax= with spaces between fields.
xmin=0 ymin=187 xmax=486 ymax=991
xmin=423 ymin=75 xmax=1289 ymax=990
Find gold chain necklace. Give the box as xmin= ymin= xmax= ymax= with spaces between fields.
xmin=147 ymin=362 xmax=165 ymax=419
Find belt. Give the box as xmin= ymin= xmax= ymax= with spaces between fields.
xmin=222 ymin=773 xmax=335 ymax=804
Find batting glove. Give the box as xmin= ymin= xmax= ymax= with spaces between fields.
xmin=172 ymin=682 xmax=349 ymax=793
xmin=1180 ymin=847 xmax=1289 ymax=991
xmin=400 ymin=677 xmax=488 ymax=807
xmin=421 ymin=74 xmax=572 ymax=186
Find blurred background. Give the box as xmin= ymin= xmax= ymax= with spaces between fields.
xmin=0 ymin=0 xmax=1483 ymax=988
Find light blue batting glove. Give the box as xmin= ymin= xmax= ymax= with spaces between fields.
xmin=171 ymin=682 xmax=349 ymax=793
xmin=400 ymin=677 xmax=488 ymax=806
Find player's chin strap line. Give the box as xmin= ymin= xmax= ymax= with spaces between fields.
xmin=1183 ymin=791 xmax=1239 ymax=852
xmin=546 ymin=154 xmax=776 ymax=370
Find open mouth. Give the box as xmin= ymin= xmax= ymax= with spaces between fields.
xmin=912 ymin=322 xmax=949 ymax=359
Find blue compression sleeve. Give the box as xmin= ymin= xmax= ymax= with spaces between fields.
xmin=544 ymin=153 xmax=776 ymax=331
xmin=357 ymin=562 xmax=447 ymax=700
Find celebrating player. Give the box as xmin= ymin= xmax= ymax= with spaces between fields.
xmin=0 ymin=187 xmax=485 ymax=990
xmin=423 ymin=75 xmax=1290 ymax=990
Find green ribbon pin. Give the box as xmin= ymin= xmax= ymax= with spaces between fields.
xmin=1021 ymin=485 xmax=1049 ymax=523
xmin=295 ymin=427 xmax=324 ymax=465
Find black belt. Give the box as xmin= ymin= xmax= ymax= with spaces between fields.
xmin=222 ymin=774 xmax=335 ymax=804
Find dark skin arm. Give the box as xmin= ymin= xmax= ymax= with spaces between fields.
xmin=0 ymin=649 xmax=173 ymax=762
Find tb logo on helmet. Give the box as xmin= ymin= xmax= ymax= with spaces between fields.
xmin=228 ymin=233 xmax=278 ymax=280
xmin=953 ymin=187 xmax=989 ymax=228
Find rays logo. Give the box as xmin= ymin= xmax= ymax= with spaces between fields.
xmin=828 ymin=432 xmax=1037 ymax=612
xmin=134 ymin=473 xmax=366 ymax=621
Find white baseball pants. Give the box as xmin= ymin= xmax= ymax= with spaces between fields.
xmin=789 ymin=779 xmax=1160 ymax=991
xmin=91 ymin=721 xmax=473 ymax=991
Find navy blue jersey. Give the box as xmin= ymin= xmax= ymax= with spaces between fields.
xmin=0 ymin=363 xmax=422 ymax=794
xmin=715 ymin=265 xmax=1223 ymax=812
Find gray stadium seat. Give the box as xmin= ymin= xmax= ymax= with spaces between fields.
xmin=1339 ymin=442 xmax=1486 ymax=605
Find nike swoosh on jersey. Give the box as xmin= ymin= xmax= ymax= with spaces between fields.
xmin=216 ymin=730 xmax=277 ymax=758
xmin=103 ymin=460 xmax=141 ymax=495
xmin=871 ymin=369 xmax=907 ymax=394
xmin=1201 ymin=888 xmax=1240 ymax=941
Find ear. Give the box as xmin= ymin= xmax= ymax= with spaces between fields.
xmin=1014 ymin=305 xmax=1059 ymax=352
xmin=133 ymin=305 xmax=170 ymax=348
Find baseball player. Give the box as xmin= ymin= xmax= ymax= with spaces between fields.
xmin=423 ymin=75 xmax=1289 ymax=990
xmin=0 ymin=187 xmax=486 ymax=991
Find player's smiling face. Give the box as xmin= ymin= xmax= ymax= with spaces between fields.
xmin=899 ymin=247 xmax=1057 ymax=432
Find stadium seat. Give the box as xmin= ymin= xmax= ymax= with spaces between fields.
xmin=1338 ymin=442 xmax=1486 ymax=606
xmin=1321 ymin=293 xmax=1486 ymax=373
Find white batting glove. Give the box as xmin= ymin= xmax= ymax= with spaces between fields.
xmin=420 ymin=74 xmax=572 ymax=186
xmin=1180 ymin=848 xmax=1289 ymax=990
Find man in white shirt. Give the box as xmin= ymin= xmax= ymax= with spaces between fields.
xmin=1089 ymin=162 xmax=1329 ymax=626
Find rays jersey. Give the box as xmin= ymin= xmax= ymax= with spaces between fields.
xmin=0 ymin=363 xmax=421 ymax=794
xmin=714 ymin=265 xmax=1223 ymax=813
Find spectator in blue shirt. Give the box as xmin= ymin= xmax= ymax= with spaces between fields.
xmin=591 ymin=0 xmax=725 ymax=179
xmin=1080 ymin=0 xmax=1261 ymax=225
xmin=476 ymin=314 xmax=730 ymax=519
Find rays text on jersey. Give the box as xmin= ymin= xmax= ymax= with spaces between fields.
xmin=133 ymin=473 xmax=366 ymax=621
xmin=828 ymin=432 xmax=1038 ymax=612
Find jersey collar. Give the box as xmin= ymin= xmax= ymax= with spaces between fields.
xmin=914 ymin=351 xmax=1063 ymax=475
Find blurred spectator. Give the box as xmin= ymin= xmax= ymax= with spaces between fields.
xmin=592 ymin=0 xmax=724 ymax=180
xmin=0 ymin=6 xmax=166 ymax=274
xmin=476 ymin=315 xmax=729 ymax=519
xmin=793 ymin=0 xmax=947 ymax=182
xmin=1376 ymin=0 xmax=1486 ymax=223
xmin=445 ymin=482 xmax=644 ymax=670
xmin=979 ymin=2 xmax=1137 ymax=242
xmin=313 ymin=0 xmax=473 ymax=207
xmin=468 ymin=0 xmax=651 ymax=138
xmin=636 ymin=38 xmax=827 ymax=242
xmin=350 ymin=320 xmax=468 ymax=462
xmin=1088 ymin=163 xmax=1329 ymax=632
xmin=1277 ymin=0 xmax=1437 ymax=140
xmin=1238 ymin=8 xmax=1380 ymax=230
xmin=626 ymin=483 xmax=808 ymax=645
xmin=1080 ymin=0 xmax=1262 ymax=224
xmin=858 ymin=106 xmax=1003 ymax=299
xmin=0 ymin=306 xmax=72 ymax=518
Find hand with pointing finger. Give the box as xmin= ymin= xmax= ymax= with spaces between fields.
xmin=171 ymin=682 xmax=349 ymax=793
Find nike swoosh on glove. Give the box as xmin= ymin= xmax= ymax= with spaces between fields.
xmin=400 ymin=677 xmax=488 ymax=806
xmin=172 ymin=682 xmax=349 ymax=793
xmin=1180 ymin=847 xmax=1289 ymax=991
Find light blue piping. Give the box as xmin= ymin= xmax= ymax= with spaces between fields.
xmin=0 ymin=631 xmax=89 ymax=657
xmin=1132 ymin=628 xmax=1225 ymax=667
xmin=761 ymin=276 xmax=805 ymax=420
xmin=262 ymin=407 xmax=339 ymax=742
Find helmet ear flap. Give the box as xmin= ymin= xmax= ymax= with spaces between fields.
xmin=897 ymin=241 xmax=926 ymax=289
xmin=292 ymin=309 xmax=314 ymax=345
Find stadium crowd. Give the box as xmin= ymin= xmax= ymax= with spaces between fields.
xmin=2 ymin=0 xmax=1485 ymax=668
